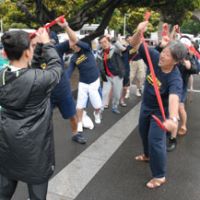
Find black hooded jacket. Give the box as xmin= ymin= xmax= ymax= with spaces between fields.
xmin=96 ymin=45 xmax=125 ymax=81
xmin=0 ymin=43 xmax=62 ymax=184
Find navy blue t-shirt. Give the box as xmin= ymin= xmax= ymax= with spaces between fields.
xmin=138 ymin=44 xmax=183 ymax=109
xmin=122 ymin=47 xmax=130 ymax=76
xmin=68 ymin=41 xmax=99 ymax=84
xmin=49 ymin=31 xmax=59 ymax=45
xmin=51 ymin=41 xmax=71 ymax=97
xmin=55 ymin=41 xmax=70 ymax=70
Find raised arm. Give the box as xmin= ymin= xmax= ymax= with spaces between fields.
xmin=57 ymin=18 xmax=78 ymax=44
xmin=129 ymin=21 xmax=149 ymax=48
xmin=170 ymin=25 xmax=179 ymax=41
xmin=130 ymin=20 xmax=160 ymax=67
xmin=31 ymin=28 xmax=62 ymax=92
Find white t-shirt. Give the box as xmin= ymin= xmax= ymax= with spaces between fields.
xmin=8 ymin=65 xmax=22 ymax=72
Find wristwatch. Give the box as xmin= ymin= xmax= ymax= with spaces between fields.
xmin=170 ymin=116 xmax=178 ymax=123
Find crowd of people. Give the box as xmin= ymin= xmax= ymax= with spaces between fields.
xmin=0 ymin=16 xmax=200 ymax=199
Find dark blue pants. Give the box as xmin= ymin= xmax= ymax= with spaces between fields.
xmin=0 ymin=174 xmax=48 ymax=200
xmin=139 ymin=104 xmax=167 ymax=178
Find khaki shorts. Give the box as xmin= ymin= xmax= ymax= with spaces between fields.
xmin=129 ymin=59 xmax=146 ymax=85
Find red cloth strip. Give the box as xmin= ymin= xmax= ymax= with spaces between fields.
xmin=152 ymin=115 xmax=167 ymax=131
xmin=142 ymin=11 xmax=167 ymax=130
xmin=188 ymin=46 xmax=200 ymax=60
xmin=30 ymin=15 xmax=65 ymax=39
xmin=141 ymin=35 xmax=166 ymax=121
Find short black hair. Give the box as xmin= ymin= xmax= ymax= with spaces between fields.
xmin=1 ymin=30 xmax=30 ymax=61
xmin=98 ymin=35 xmax=110 ymax=42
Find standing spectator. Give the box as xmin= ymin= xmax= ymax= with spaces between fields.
xmin=97 ymin=35 xmax=125 ymax=114
xmin=109 ymin=37 xmax=129 ymax=107
xmin=126 ymin=35 xmax=146 ymax=97
xmin=0 ymin=28 xmax=62 ymax=199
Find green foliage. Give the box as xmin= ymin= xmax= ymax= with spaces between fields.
xmin=127 ymin=8 xmax=160 ymax=35
xmin=181 ymin=18 xmax=200 ymax=36
xmin=0 ymin=0 xmax=199 ymax=37
xmin=0 ymin=0 xmax=30 ymax=30
xmin=159 ymin=0 xmax=200 ymax=24
xmin=108 ymin=9 xmax=124 ymax=34
xmin=9 ymin=22 xmax=28 ymax=29
xmin=109 ymin=7 xmax=160 ymax=36
xmin=40 ymin=0 xmax=86 ymax=18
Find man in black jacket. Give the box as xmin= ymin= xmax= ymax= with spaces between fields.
xmin=0 ymin=28 xmax=62 ymax=199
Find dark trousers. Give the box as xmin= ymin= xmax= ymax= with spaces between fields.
xmin=138 ymin=105 xmax=167 ymax=178
xmin=0 ymin=174 xmax=48 ymax=200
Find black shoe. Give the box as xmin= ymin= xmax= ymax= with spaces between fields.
xmin=72 ymin=133 xmax=87 ymax=144
xmin=167 ymin=137 xmax=177 ymax=152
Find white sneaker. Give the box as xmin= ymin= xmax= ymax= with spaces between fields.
xmin=77 ymin=122 xmax=83 ymax=132
xmin=136 ymin=89 xmax=141 ymax=97
xmin=93 ymin=111 xmax=101 ymax=124
xmin=82 ymin=111 xmax=94 ymax=130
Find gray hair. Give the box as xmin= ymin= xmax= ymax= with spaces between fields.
xmin=167 ymin=40 xmax=188 ymax=62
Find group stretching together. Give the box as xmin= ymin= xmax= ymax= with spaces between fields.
xmin=0 ymin=15 xmax=199 ymax=199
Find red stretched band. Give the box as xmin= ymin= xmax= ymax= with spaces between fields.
xmin=188 ymin=45 xmax=200 ymax=60
xmin=152 ymin=115 xmax=167 ymax=131
xmin=30 ymin=15 xmax=65 ymax=39
xmin=141 ymin=36 xmax=166 ymax=121
xmin=142 ymin=11 xmax=166 ymax=130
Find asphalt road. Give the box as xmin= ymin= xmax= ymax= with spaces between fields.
xmin=11 ymin=74 xmax=200 ymax=200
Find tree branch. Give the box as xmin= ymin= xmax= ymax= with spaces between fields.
xmin=69 ymin=0 xmax=123 ymax=30
xmin=16 ymin=1 xmax=37 ymax=23
xmin=82 ymin=0 xmax=122 ymax=43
